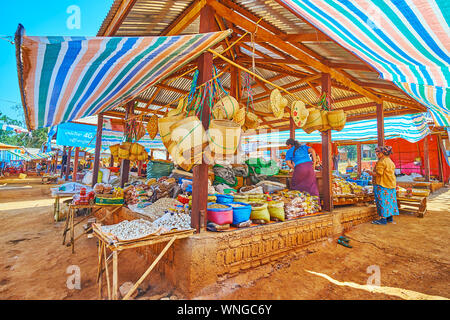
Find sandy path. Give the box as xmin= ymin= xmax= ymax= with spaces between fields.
xmin=0 ymin=177 xmax=449 ymax=300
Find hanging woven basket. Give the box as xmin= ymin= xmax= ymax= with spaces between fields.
xmin=212 ymin=95 xmax=239 ymax=120
xmin=232 ymin=107 xmax=246 ymax=126
xmin=319 ymin=110 xmax=331 ymax=132
xmin=170 ymin=116 xmax=207 ymax=156
xmin=327 ymin=109 xmax=346 ymax=131
xmin=303 ymin=108 xmax=322 ymax=134
xmin=158 ymin=113 xmax=185 ymax=148
xmin=244 ymin=112 xmax=260 ymax=130
xmin=207 ymin=119 xmax=241 ymax=157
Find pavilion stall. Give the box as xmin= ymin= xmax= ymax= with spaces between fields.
xmin=14 ymin=0 xmax=449 ymax=299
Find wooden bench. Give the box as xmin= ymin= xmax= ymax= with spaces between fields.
xmin=397 ymin=195 xmax=427 ymax=218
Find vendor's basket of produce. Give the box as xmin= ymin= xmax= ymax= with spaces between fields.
xmin=229 ymin=202 xmax=252 ymax=224
xmin=249 ymin=202 xmax=270 ymax=223
xmin=268 ymin=201 xmax=285 ymax=222
xmin=207 ymin=203 xmax=233 ymax=225
xmin=216 ymin=194 xmax=234 ymax=204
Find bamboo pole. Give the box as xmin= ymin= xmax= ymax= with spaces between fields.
xmin=112 ymin=251 xmax=118 ymax=300
xmin=103 ymin=243 xmax=112 ymax=300
xmin=122 ymin=236 xmax=177 ymax=300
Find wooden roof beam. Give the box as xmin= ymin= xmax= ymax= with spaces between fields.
xmin=99 ymin=0 xmax=138 ymax=36
xmin=160 ymin=0 xmax=207 ymax=36
xmin=209 ymin=0 xmax=382 ymax=104
xmin=280 ymin=33 xmax=331 ymax=42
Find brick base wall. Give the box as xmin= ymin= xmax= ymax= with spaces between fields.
xmin=95 ymin=204 xmax=377 ymax=298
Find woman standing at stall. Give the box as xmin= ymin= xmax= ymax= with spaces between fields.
xmin=285 ymin=138 xmax=319 ymax=197
xmin=364 ymin=146 xmax=399 ymax=225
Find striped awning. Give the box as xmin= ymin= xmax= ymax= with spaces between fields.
xmin=244 ymin=113 xmax=430 ymax=149
xmin=6 ymin=150 xmax=56 ymax=161
xmin=15 ymin=24 xmax=231 ymax=130
xmin=280 ymin=0 xmax=450 ymax=126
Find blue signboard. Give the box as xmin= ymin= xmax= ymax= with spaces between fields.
xmin=56 ymin=122 xmax=96 ymax=148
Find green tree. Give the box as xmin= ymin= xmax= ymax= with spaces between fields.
xmin=0 ymin=111 xmax=48 ymax=148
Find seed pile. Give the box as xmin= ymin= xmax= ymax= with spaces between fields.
xmin=140 ymin=198 xmax=181 ymax=220
xmin=153 ymin=213 xmax=191 ymax=232
xmin=101 ymin=219 xmax=160 ymax=241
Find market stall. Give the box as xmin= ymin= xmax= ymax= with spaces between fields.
xmin=14 ymin=0 xmax=448 ymax=298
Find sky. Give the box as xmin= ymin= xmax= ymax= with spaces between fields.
xmin=0 ymin=0 xmax=114 ymax=125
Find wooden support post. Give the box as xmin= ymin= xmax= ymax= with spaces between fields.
xmin=120 ymin=102 xmax=134 ymax=187
xmin=138 ymin=160 xmax=143 ymax=177
xmin=54 ymin=150 xmax=59 ymax=174
xmin=376 ymin=102 xmax=385 ymax=147
xmin=65 ymin=147 xmax=72 ymax=181
xmin=357 ymin=142 xmax=362 ymax=178
xmin=192 ymin=4 xmax=214 ymax=233
xmin=321 ymin=73 xmax=332 ymax=212
xmin=437 ymin=135 xmax=445 ymax=182
xmin=60 ymin=147 xmax=66 ymax=178
xmin=72 ymin=147 xmax=80 ymax=182
xmin=423 ymin=136 xmax=430 ymax=182
xmin=110 ymin=154 xmax=114 ymax=168
xmin=92 ymin=114 xmax=104 ymax=187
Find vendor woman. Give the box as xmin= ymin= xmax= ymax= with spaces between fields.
xmin=285 ymin=138 xmax=319 ymax=197
xmin=364 ymin=146 xmax=399 ymax=225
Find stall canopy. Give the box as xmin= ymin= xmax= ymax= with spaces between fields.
xmin=0 ymin=123 xmax=29 ymax=134
xmin=244 ymin=113 xmax=430 ymax=149
xmin=5 ymin=150 xmax=56 ymax=161
xmin=0 ymin=143 xmax=24 ymax=151
xmin=15 ymin=24 xmax=231 ymax=130
xmin=280 ymin=0 xmax=450 ymax=127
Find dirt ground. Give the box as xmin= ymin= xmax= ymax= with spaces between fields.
xmin=0 ymin=177 xmax=449 ymax=300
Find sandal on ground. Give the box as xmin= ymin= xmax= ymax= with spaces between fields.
xmin=372 ymin=218 xmax=387 ymax=225
xmin=338 ymin=236 xmax=350 ymax=243
xmin=386 ymin=217 xmax=396 ymax=224
xmin=337 ymin=239 xmax=352 ymax=248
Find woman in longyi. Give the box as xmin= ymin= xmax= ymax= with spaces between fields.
xmin=364 ymin=146 xmax=399 ymax=225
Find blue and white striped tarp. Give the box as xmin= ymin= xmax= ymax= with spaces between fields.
xmin=280 ymin=0 xmax=450 ymax=127
xmin=243 ymin=113 xmax=430 ymax=150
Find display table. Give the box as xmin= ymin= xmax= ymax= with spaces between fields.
xmin=62 ymin=204 xmax=121 ymax=253
xmin=397 ymin=181 xmax=444 ymax=193
xmin=397 ymin=195 xmax=427 ymax=218
xmin=51 ymin=190 xmax=77 ymax=222
xmin=92 ymin=224 xmax=194 ymax=300
xmin=272 ymin=174 xmax=291 ymax=186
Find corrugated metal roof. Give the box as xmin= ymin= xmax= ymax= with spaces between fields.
xmin=98 ymin=0 xmax=426 ymax=129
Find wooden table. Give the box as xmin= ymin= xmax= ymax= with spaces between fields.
xmin=272 ymin=174 xmax=292 ymax=187
xmin=397 ymin=195 xmax=427 ymax=218
xmin=62 ymin=204 xmax=121 ymax=253
xmin=51 ymin=192 xmax=77 ymax=222
xmin=92 ymin=224 xmax=194 ymax=300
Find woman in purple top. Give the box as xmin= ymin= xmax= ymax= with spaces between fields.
xmin=285 ymin=138 xmax=319 ymax=196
